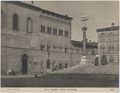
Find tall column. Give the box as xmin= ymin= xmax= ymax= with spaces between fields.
xmin=80 ymin=16 xmax=89 ymax=64
xmin=82 ymin=26 xmax=87 ymax=56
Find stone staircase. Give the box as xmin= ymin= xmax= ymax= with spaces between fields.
xmin=51 ymin=63 xmax=119 ymax=74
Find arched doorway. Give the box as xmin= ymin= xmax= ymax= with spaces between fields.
xmin=46 ymin=59 xmax=50 ymax=69
xmin=22 ymin=54 xmax=28 ymax=74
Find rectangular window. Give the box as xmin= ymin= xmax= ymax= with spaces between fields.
xmin=49 ymin=27 xmax=51 ymax=34
xmin=59 ymin=30 xmax=61 ymax=36
xmin=47 ymin=27 xmax=51 ymax=34
xmin=43 ymin=26 xmax=45 ymax=32
xmin=53 ymin=28 xmax=55 ymax=35
xmin=27 ymin=17 xmax=33 ymax=33
xmin=47 ymin=60 xmax=50 ymax=69
xmin=65 ymin=30 xmax=69 ymax=37
xmin=41 ymin=25 xmax=45 ymax=33
xmin=41 ymin=25 xmax=43 ymax=32
xmin=65 ymin=31 xmax=66 ymax=37
xmin=66 ymin=31 xmax=68 ymax=37
xmin=53 ymin=28 xmax=57 ymax=35
xmin=40 ymin=45 xmax=44 ymax=51
xmin=59 ymin=29 xmax=63 ymax=36
xmin=47 ymin=27 xmax=49 ymax=33
xmin=53 ymin=45 xmax=56 ymax=50
xmin=61 ymin=30 xmax=63 ymax=36
xmin=47 ymin=45 xmax=51 ymax=51
xmin=13 ymin=14 xmax=19 ymax=31
xmin=65 ymin=48 xmax=67 ymax=53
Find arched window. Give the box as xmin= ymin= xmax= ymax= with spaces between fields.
xmin=1 ymin=10 xmax=5 ymax=28
xmin=109 ymin=45 xmax=114 ymax=52
xmin=27 ymin=17 xmax=33 ymax=33
xmin=99 ymin=33 xmax=105 ymax=42
xmin=13 ymin=14 xmax=19 ymax=31
xmin=108 ymin=33 xmax=113 ymax=41
xmin=100 ymin=33 xmax=104 ymax=38
xmin=100 ymin=45 xmax=105 ymax=53
xmin=108 ymin=33 xmax=113 ymax=37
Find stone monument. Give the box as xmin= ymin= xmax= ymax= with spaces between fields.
xmin=80 ymin=16 xmax=89 ymax=64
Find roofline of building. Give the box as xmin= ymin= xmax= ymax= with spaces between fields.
xmin=2 ymin=1 xmax=73 ymax=20
xmin=71 ymin=40 xmax=98 ymax=48
xmin=96 ymin=26 xmax=119 ymax=32
xmin=71 ymin=40 xmax=97 ymax=44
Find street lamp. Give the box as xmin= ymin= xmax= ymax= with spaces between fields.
xmin=80 ymin=16 xmax=89 ymax=64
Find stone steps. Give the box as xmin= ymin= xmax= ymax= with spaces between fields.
xmin=52 ymin=63 xmax=119 ymax=74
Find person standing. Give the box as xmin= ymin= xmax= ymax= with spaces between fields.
xmin=101 ymin=52 xmax=108 ymax=65
xmin=95 ymin=54 xmax=99 ymax=66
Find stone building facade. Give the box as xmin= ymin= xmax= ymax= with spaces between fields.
xmin=96 ymin=25 xmax=119 ymax=64
xmin=1 ymin=1 xmax=97 ymax=75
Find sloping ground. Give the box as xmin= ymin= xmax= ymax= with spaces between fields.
xmin=52 ymin=63 xmax=119 ymax=74
xmin=2 ymin=64 xmax=119 ymax=87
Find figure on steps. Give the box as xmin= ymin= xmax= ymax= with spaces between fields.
xmin=101 ymin=52 xmax=108 ymax=65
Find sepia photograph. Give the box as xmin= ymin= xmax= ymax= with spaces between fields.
xmin=1 ymin=0 xmax=119 ymax=92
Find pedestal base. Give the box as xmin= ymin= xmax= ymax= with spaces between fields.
xmin=80 ymin=56 xmax=88 ymax=64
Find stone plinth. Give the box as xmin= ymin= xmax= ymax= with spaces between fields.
xmin=80 ymin=56 xmax=88 ymax=64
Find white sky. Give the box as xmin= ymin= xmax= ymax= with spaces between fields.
xmin=25 ymin=1 xmax=119 ymax=42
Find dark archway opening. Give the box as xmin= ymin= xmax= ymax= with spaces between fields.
xmin=22 ymin=54 xmax=28 ymax=74
xmin=47 ymin=59 xmax=50 ymax=69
